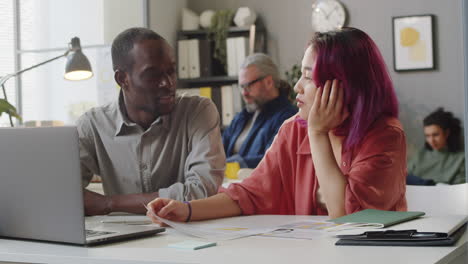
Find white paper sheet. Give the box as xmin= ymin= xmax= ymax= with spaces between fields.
xmin=145 ymin=206 xmax=279 ymax=241
xmin=258 ymin=220 xmax=341 ymax=240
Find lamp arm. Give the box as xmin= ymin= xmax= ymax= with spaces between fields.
xmin=0 ymin=51 xmax=69 ymax=88
xmin=13 ymin=52 xmax=68 ymax=80
xmin=0 ymin=50 xmax=68 ymax=127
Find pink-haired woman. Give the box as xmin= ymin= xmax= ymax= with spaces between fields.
xmin=147 ymin=27 xmax=407 ymax=223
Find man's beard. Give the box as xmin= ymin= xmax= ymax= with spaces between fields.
xmin=244 ymin=97 xmax=267 ymax=113
xmin=245 ymin=102 xmax=258 ymax=113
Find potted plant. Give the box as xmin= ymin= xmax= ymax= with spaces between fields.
xmin=1 ymin=77 xmax=22 ymax=126
xmin=285 ymin=63 xmax=301 ymax=103
xmin=0 ymin=98 xmax=21 ymax=126
xmin=208 ymin=9 xmax=235 ymax=73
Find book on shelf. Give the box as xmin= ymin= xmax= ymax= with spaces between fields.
xmin=226 ymin=36 xmax=249 ymax=77
xmin=177 ymin=40 xmax=190 ymax=78
xmin=221 ymin=85 xmax=234 ymax=126
xmin=226 ymin=37 xmax=238 ymax=76
xmin=231 ymin=84 xmax=243 ymax=114
xmin=198 ymin=39 xmax=212 ymax=77
xmin=211 ymin=87 xmax=222 ymax=121
xmin=178 ymin=39 xmax=212 ymax=79
xmin=235 ymin=37 xmax=249 ymax=73
xmin=188 ymin=39 xmax=200 ymax=78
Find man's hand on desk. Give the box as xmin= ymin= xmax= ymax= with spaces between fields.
xmin=84 ymin=190 xmax=160 ymax=216
xmin=84 ymin=190 xmax=112 ymax=216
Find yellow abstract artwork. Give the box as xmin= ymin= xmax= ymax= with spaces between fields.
xmin=400 ymin=27 xmax=419 ymax=47
xmin=400 ymin=27 xmax=427 ymax=62
xmin=393 ymin=15 xmax=434 ymax=71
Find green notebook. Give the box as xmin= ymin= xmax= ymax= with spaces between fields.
xmin=329 ymin=209 xmax=425 ymax=228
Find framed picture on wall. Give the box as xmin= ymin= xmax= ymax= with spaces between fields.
xmin=392 ymin=14 xmax=435 ymax=72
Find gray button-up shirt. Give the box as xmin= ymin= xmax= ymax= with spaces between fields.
xmin=77 ymin=93 xmax=225 ymax=201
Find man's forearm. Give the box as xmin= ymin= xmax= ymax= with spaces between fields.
xmin=109 ymin=192 xmax=159 ymax=214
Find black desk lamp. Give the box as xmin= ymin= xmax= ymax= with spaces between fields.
xmin=0 ymin=37 xmax=93 ymax=126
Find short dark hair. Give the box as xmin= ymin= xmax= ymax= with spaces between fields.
xmin=423 ymin=107 xmax=463 ymax=152
xmin=111 ymin=27 xmax=164 ymax=71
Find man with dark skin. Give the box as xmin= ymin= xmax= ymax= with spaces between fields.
xmin=79 ymin=28 xmax=225 ymax=215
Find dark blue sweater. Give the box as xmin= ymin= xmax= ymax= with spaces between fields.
xmin=222 ymin=95 xmax=297 ymax=168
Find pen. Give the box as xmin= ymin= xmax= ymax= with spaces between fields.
xmin=100 ymin=220 xmax=153 ymax=225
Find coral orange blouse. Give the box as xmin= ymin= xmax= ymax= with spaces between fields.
xmin=220 ymin=115 xmax=407 ymax=215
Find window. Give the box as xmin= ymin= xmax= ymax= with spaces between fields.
xmin=0 ymin=0 xmax=146 ymax=126
xmin=0 ymin=0 xmax=17 ymax=126
xmin=19 ymin=0 xmax=111 ymax=124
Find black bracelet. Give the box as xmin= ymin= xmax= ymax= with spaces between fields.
xmin=183 ymin=201 xmax=192 ymax=222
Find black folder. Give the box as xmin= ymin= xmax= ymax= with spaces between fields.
xmin=335 ymin=223 xmax=466 ymax=247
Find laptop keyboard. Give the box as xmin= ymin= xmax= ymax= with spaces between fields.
xmin=85 ymin=229 xmax=116 ymax=238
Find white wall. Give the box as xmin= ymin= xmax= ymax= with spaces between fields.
xmin=188 ymin=0 xmax=465 ymax=157
xmin=103 ymin=0 xmax=146 ymax=44
xmin=149 ymin=0 xmax=187 ymax=48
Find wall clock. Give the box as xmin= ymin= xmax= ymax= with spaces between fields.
xmin=311 ymin=0 xmax=347 ymax=32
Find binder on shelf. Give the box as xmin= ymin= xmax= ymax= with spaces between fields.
xmin=188 ymin=39 xmax=200 ymax=78
xmin=177 ymin=20 xmax=265 ymax=80
xmin=235 ymin=37 xmax=249 ymax=72
xmin=231 ymin=84 xmax=243 ymax=114
xmin=199 ymin=39 xmax=212 ymax=77
xmin=221 ymin=85 xmax=235 ymax=126
xmin=226 ymin=37 xmax=238 ymax=76
xmin=177 ymin=40 xmax=190 ymax=79
xmin=211 ymin=87 xmax=223 ymax=122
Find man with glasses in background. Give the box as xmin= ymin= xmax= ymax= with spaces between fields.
xmin=222 ymin=53 xmax=297 ymax=170
xmin=78 ymin=27 xmax=225 ymax=216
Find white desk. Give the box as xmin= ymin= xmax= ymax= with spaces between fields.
xmin=0 ymin=215 xmax=466 ymax=264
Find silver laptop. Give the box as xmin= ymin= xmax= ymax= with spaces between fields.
xmin=0 ymin=126 xmax=165 ymax=246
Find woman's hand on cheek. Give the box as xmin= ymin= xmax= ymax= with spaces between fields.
xmin=307 ymin=79 xmax=349 ymax=134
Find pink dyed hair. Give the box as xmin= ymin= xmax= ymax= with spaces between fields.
xmin=310 ymin=27 xmax=399 ymax=150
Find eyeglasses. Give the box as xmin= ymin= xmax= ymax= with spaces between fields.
xmin=238 ymin=75 xmax=267 ymax=93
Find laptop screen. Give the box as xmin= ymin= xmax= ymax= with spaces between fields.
xmin=0 ymin=127 xmax=86 ymax=244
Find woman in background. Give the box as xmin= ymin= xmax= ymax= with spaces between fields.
xmin=146 ymin=27 xmax=407 ymax=223
xmin=407 ymin=108 xmax=465 ymax=185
